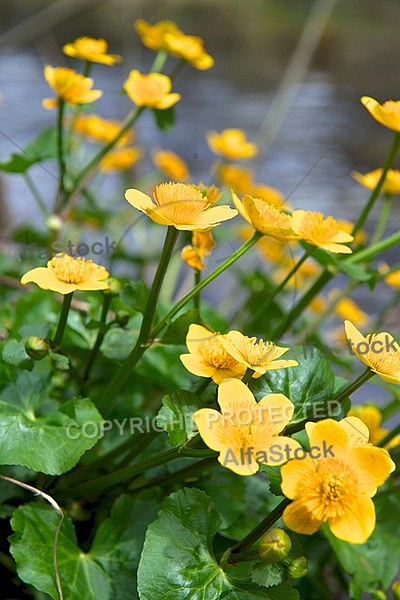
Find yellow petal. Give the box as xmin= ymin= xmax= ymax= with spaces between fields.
xmin=191 ymin=205 xmax=238 ymax=228
xmin=179 ymin=354 xmax=216 ymax=379
xmin=351 ymin=445 xmax=395 ymax=490
xmin=185 ymin=323 xmax=216 ymax=354
xmin=283 ymin=500 xmax=323 ymax=535
xmin=344 ymin=320 xmax=374 ymax=369
xmin=20 ymin=267 xmax=76 ymax=294
xmin=231 ymin=191 xmax=251 ymax=224
xmin=217 ymin=378 xmax=256 ymax=415
xmin=305 ymin=419 xmax=349 ymax=456
xmin=217 ymin=451 xmax=259 ymax=476
xmin=124 ymin=189 xmax=154 ymax=212
xmin=328 ymin=495 xmax=375 ymax=544
xmin=192 ymin=408 xmax=228 ymax=451
xmin=257 ymin=393 xmax=294 ymax=434
xmin=281 ymin=455 xmax=314 ymax=498
xmin=260 ymin=436 xmax=302 ymax=466
xmin=338 ymin=416 xmax=370 ymax=447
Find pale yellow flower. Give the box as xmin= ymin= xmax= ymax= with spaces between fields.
xmin=344 ymin=320 xmax=400 ymax=384
xmin=291 ymin=210 xmax=353 ymax=254
xmin=152 ymin=149 xmax=189 ymax=181
xmin=74 ymin=114 xmax=133 ymax=146
xmin=353 ymin=168 xmax=400 ymax=195
xmin=207 ymin=129 xmax=258 ymax=160
xmin=361 ymin=96 xmax=400 ymax=132
xmin=281 ymin=418 xmax=395 ymax=544
xmin=99 ymin=147 xmax=141 ymax=172
xmin=62 ymin=37 xmax=122 ymax=65
xmin=193 ymin=378 xmax=301 ymax=475
xmin=125 ymin=182 xmax=236 ymax=230
xmin=21 ymin=254 xmax=109 ymax=294
xmin=220 ymin=330 xmax=298 ymax=377
xmin=232 ymin=192 xmax=297 ymax=240
xmin=124 ymin=70 xmax=180 ymax=110
xmin=180 ymin=324 xmax=246 ymax=383
xmin=347 ymin=405 xmax=400 ymax=450
xmin=43 ymin=66 xmax=102 ymax=108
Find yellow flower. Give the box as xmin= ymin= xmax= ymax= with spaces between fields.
xmin=152 ymin=149 xmax=189 ymax=181
xmin=385 ymin=268 xmax=400 ymax=288
xmin=333 ymin=295 xmax=368 ymax=327
xmin=220 ymin=330 xmax=298 ymax=377
xmin=123 ymin=70 xmax=180 ymax=110
xmin=361 ymin=96 xmax=400 ymax=132
xmin=291 ymin=210 xmax=353 ymax=254
xmin=134 ymin=19 xmax=180 ymax=51
xmin=207 ymin=129 xmax=258 ymax=160
xmin=192 ymin=378 xmax=301 ymax=475
xmin=181 ymin=231 xmax=215 ymax=271
xmin=232 ymin=192 xmax=297 ymax=240
xmin=20 ymin=254 xmax=109 ymax=294
xmin=344 ymin=320 xmax=400 ymax=384
xmin=125 ymin=182 xmax=237 ymax=230
xmin=74 ymin=114 xmax=133 ymax=146
xmin=99 ymin=147 xmax=141 ymax=172
xmin=308 ymin=295 xmax=328 ymax=314
xmin=347 ymin=405 xmax=400 ymax=450
xmin=195 ymin=184 xmax=221 ymax=204
xmin=216 ymin=164 xmax=253 ymax=192
xmin=247 ymin=183 xmax=286 ymax=208
xmin=180 ymin=324 xmax=246 ymax=383
xmin=353 ymin=168 xmax=400 ymax=195
xmin=62 ymin=36 xmax=122 ymax=65
xmin=164 ymin=31 xmax=214 ymax=70
xmin=42 ymin=66 xmax=102 ymax=108
xmin=281 ymin=418 xmax=395 ymax=543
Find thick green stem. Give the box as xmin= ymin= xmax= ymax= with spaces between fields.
xmin=100 ymin=227 xmax=179 ymax=412
xmin=82 ymin=293 xmax=111 ymax=381
xmin=53 ymin=293 xmax=73 ymax=348
xmin=152 ymin=231 xmax=263 ymax=339
xmin=228 ymin=498 xmax=292 ymax=560
xmin=352 ymin=132 xmax=400 ymax=236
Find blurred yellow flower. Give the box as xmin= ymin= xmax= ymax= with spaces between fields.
xmin=344 ymin=320 xmax=400 ymax=384
xmin=21 ymin=254 xmax=109 ymax=294
xmin=221 ymin=330 xmax=298 ymax=377
xmin=180 ymin=324 xmax=246 ymax=383
xmin=134 ymin=19 xmax=213 ymax=70
xmin=62 ymin=36 xmax=122 ymax=65
xmin=74 ymin=114 xmax=133 ymax=146
xmin=308 ymin=295 xmax=328 ymax=314
xmin=124 ymin=70 xmax=180 ymax=109
xmin=281 ymin=418 xmax=395 ymax=543
xmin=232 ymin=192 xmax=297 ymax=240
xmin=216 ymin=164 xmax=253 ymax=192
xmin=181 ymin=230 xmax=215 ymax=271
xmin=347 ymin=405 xmax=400 ymax=450
xmin=152 ymin=149 xmax=189 ymax=181
xmin=42 ymin=66 xmax=102 ymax=108
xmin=207 ymin=129 xmax=258 ymax=160
xmin=100 ymin=147 xmax=141 ymax=172
xmin=291 ymin=210 xmax=353 ymax=254
xmin=125 ymin=182 xmax=237 ymax=230
xmin=385 ymin=268 xmax=400 ymax=288
xmin=361 ymin=96 xmax=400 ymax=132
xmin=333 ymin=295 xmax=368 ymax=327
xmin=353 ymin=168 xmax=400 ymax=195
xmin=192 ymin=378 xmax=301 ymax=475
xmin=247 ymin=183 xmax=285 ymax=208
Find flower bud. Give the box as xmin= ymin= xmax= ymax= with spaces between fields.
xmin=46 ymin=214 xmax=63 ymax=232
xmin=116 ymin=310 xmax=130 ymax=326
xmin=392 ymin=582 xmax=400 ymax=600
xmin=104 ymin=277 xmax=121 ymax=296
xmin=371 ymin=591 xmax=387 ymax=600
xmin=24 ymin=336 xmax=49 ymax=360
xmin=288 ymin=556 xmax=308 ymax=579
xmin=258 ymin=528 xmax=292 ymax=562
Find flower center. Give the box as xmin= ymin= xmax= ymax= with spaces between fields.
xmin=302 ymin=213 xmax=339 ymax=241
xmin=199 ymin=336 xmax=238 ymax=369
xmin=50 ymin=255 xmax=95 ymax=283
xmin=243 ymin=337 xmax=274 ymax=366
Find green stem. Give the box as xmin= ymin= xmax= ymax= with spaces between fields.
xmin=24 ymin=173 xmax=49 ymax=219
xmin=378 ymin=422 xmax=400 ymax=448
xmin=150 ymin=50 xmax=168 ymax=72
xmin=55 ymin=98 xmax=66 ymax=212
xmin=284 ymin=368 xmax=374 ymax=435
xmin=346 ymin=229 xmax=400 ymax=265
xmin=193 ymin=269 xmax=201 ymax=311
xmin=152 ymin=231 xmax=263 ymax=339
xmin=228 ymin=498 xmax=292 ymax=560
xmin=100 ymin=227 xmax=179 ymax=412
xmin=53 ymin=293 xmax=73 ymax=348
xmin=371 ymin=193 xmax=392 ymax=245
xmin=352 ymin=132 xmax=400 ymax=236
xmin=242 ymin=367 xmax=255 ymax=385
xmin=82 ymin=293 xmax=111 ymax=381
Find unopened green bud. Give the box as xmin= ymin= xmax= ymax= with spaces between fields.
xmin=104 ymin=277 xmax=121 ymax=296
xmin=371 ymin=591 xmax=387 ymax=600
xmin=258 ymin=528 xmax=292 ymax=562
xmin=46 ymin=214 xmax=63 ymax=232
xmin=392 ymin=582 xmax=400 ymax=600
xmin=288 ymin=556 xmax=308 ymax=579
xmin=24 ymin=336 xmax=49 ymax=360
xmin=116 ymin=309 xmax=130 ymax=326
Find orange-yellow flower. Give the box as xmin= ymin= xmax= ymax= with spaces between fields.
xmin=43 ymin=66 xmax=102 ymax=108
xmin=62 ymin=36 xmax=122 ymax=65
xmin=361 ymin=96 xmax=400 ymax=132
xmin=281 ymin=418 xmax=395 ymax=543
xmin=353 ymin=168 xmax=400 ymax=195
xmin=134 ymin=19 xmax=180 ymax=51
xmin=123 ymin=70 xmax=180 ymax=109
xmin=207 ymin=129 xmax=258 ymax=160
xmin=220 ymin=330 xmax=298 ymax=377
xmin=100 ymin=147 xmax=141 ymax=172
xmin=385 ymin=268 xmax=400 ymax=289
xmin=192 ymin=378 xmax=301 ymax=475
xmin=344 ymin=320 xmax=400 ymax=384
xmin=125 ymin=182 xmax=237 ymax=230
xmin=331 ymin=293 xmax=368 ymax=327
xmin=232 ymin=192 xmax=297 ymax=240
xmin=74 ymin=114 xmax=133 ymax=146
xmin=291 ymin=210 xmax=353 ymax=254
xmin=20 ymin=254 xmax=109 ymax=294
xmin=152 ymin=149 xmax=189 ymax=181
xmin=347 ymin=405 xmax=400 ymax=450
xmin=180 ymin=324 xmax=246 ymax=383
xmin=181 ymin=231 xmax=215 ymax=271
